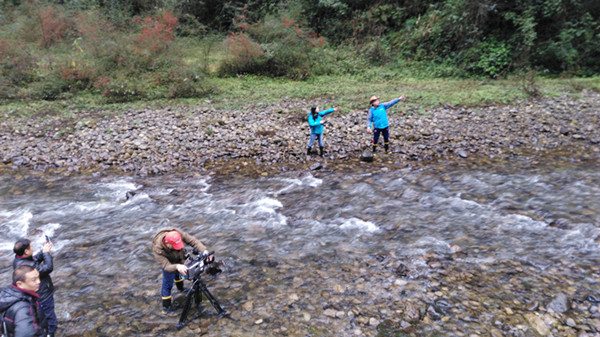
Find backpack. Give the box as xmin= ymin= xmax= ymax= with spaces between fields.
xmin=0 ymin=303 xmax=16 ymax=337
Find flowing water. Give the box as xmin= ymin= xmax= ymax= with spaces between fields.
xmin=1 ymin=157 xmax=599 ymax=336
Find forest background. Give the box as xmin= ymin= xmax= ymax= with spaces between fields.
xmin=0 ymin=0 xmax=599 ymax=111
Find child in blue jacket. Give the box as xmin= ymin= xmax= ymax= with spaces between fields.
xmin=366 ymin=95 xmax=405 ymax=154
xmin=307 ymin=105 xmax=338 ymax=156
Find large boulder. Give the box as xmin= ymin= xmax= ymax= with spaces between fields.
xmin=360 ymin=147 xmax=374 ymax=162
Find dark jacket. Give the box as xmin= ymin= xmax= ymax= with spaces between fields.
xmin=13 ymin=252 xmax=54 ymax=301
xmin=0 ymin=284 xmax=47 ymax=337
xmin=152 ymin=228 xmax=207 ymax=273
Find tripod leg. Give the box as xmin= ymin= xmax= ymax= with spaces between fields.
xmin=195 ymin=282 xmax=202 ymax=305
xmin=177 ymin=280 xmax=198 ymax=330
xmin=198 ymin=281 xmax=226 ymax=316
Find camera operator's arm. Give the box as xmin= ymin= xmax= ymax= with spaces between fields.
xmin=180 ymin=231 xmax=208 ymax=254
xmin=152 ymin=249 xmax=181 ymax=274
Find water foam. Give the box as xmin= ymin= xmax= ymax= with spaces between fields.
xmin=254 ymin=197 xmax=283 ymax=214
xmin=0 ymin=208 xmax=33 ymax=250
xmin=243 ymin=197 xmax=288 ymax=227
xmin=94 ymin=179 xmax=141 ymax=201
xmin=339 ymin=217 xmax=380 ymax=233
xmin=272 ymin=174 xmax=323 ymax=195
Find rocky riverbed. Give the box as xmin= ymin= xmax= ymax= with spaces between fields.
xmin=1 ymin=90 xmax=600 ymax=177
xmin=2 ymin=91 xmax=600 ymax=337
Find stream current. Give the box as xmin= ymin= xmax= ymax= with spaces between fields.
xmin=1 ymin=157 xmax=599 ymax=336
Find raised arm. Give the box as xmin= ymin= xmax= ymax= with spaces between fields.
xmin=33 ymin=251 xmax=53 ymax=276
xmin=382 ymin=97 xmax=400 ymax=109
xmin=180 ymin=230 xmax=208 ymax=253
xmin=319 ymin=107 xmax=335 ymax=117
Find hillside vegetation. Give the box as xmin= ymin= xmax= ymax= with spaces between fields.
xmin=0 ymin=0 xmax=599 ymax=106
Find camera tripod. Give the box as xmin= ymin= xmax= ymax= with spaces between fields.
xmin=176 ymin=276 xmax=227 ymax=330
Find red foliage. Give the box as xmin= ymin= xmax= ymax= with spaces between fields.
xmin=137 ymin=10 xmax=178 ymax=53
xmin=281 ymin=16 xmax=295 ymax=28
xmin=277 ymin=17 xmax=326 ymax=48
xmin=39 ymin=7 xmax=70 ymax=48
xmin=93 ymin=76 xmax=111 ymax=90
xmin=226 ymin=32 xmax=265 ymax=60
xmin=61 ymin=67 xmax=85 ymax=82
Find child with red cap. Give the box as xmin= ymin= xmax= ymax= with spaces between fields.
xmin=152 ymin=228 xmax=210 ymax=315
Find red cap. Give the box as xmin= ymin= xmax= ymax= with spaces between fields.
xmin=163 ymin=231 xmax=184 ymax=250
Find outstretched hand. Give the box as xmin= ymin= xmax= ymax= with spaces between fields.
xmin=399 ymin=95 xmax=406 ymax=101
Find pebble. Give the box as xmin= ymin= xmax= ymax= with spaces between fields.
xmin=324 ymin=309 xmax=337 ymax=318
xmin=2 ymin=95 xmax=598 ymax=176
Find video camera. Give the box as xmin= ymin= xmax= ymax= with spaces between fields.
xmin=177 ymin=249 xmax=226 ymax=330
xmin=183 ymin=249 xmax=214 ymax=280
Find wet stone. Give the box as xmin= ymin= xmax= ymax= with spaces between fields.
xmin=548 ymin=293 xmax=570 ymax=314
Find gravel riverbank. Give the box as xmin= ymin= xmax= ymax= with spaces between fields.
xmin=1 ymin=91 xmax=600 ymax=176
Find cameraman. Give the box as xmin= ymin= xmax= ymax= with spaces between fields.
xmin=152 ymin=228 xmax=211 ymax=315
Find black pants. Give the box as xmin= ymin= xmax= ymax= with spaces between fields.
xmin=372 ymin=127 xmax=389 ymax=145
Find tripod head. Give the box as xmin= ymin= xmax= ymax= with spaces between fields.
xmin=184 ymin=249 xmax=214 ymax=280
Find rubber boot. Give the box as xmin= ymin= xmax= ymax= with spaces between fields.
xmin=319 ymin=146 xmax=324 ymax=157
xmin=306 ymin=146 xmax=312 ymax=155
xmin=384 ymin=142 xmax=391 ymax=154
xmin=176 ymin=279 xmax=188 ymax=293
xmin=162 ymin=298 xmax=178 ymax=316
xmin=372 ymin=145 xmax=377 ymax=156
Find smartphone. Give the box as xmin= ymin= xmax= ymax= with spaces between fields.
xmin=45 ymin=235 xmax=51 ymax=243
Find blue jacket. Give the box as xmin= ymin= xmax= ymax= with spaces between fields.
xmin=308 ymin=108 xmax=334 ymax=134
xmin=366 ymin=98 xmax=400 ymax=129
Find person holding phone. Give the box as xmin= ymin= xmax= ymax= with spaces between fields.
xmin=13 ymin=237 xmax=57 ymax=336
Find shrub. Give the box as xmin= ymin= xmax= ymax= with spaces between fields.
xmin=61 ymin=61 xmax=98 ymax=91
xmin=39 ymin=6 xmax=74 ymax=48
xmin=219 ymin=32 xmax=267 ymax=76
xmin=97 ymin=77 xmax=144 ymax=103
xmin=135 ymin=9 xmax=178 ymax=53
xmin=219 ymin=16 xmax=326 ymax=79
xmin=163 ymin=66 xmax=216 ymax=99
xmin=464 ymin=39 xmax=512 ymax=78
xmin=28 ymin=75 xmax=70 ymax=100
xmin=310 ymin=46 xmax=368 ymax=76
xmin=0 ymin=37 xmax=37 ymax=87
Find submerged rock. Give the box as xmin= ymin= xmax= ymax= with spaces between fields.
xmin=548 ymin=293 xmax=570 ymax=314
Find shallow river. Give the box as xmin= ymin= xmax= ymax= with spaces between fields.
xmin=1 ymin=157 xmax=599 ymax=336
